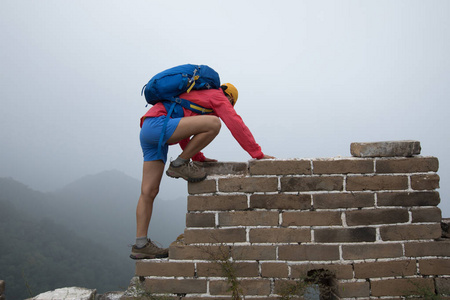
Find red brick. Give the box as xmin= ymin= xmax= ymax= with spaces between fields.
xmin=144 ymin=278 xmax=207 ymax=294
xmin=136 ymin=261 xmax=195 ymax=277
xmin=231 ymin=245 xmax=277 ymax=260
xmin=346 ymin=208 xmax=409 ymax=226
xmin=281 ymin=176 xmax=343 ymax=192
xmin=332 ymin=280 xmax=370 ymax=297
xmin=290 ymin=263 xmax=353 ymax=279
xmin=219 ymin=211 xmax=278 ymax=226
xmin=313 ymin=158 xmax=374 ymax=174
xmin=184 ymin=228 xmax=246 ymax=244
xmin=411 ymin=174 xmax=440 ymax=190
xmin=188 ymin=179 xmax=216 ymax=194
xmin=376 ymin=157 xmax=439 ymax=173
xmin=411 ymin=207 xmax=442 ymax=223
xmin=404 ymin=240 xmax=450 ymax=257
xmin=282 ymin=211 xmax=342 ymax=226
xmin=354 ymin=260 xmax=416 ymax=279
xmin=186 ymin=213 xmax=215 ymax=227
xmin=249 ymin=159 xmax=311 ymax=175
xmin=250 ymin=194 xmax=311 ymax=210
xmin=377 ymin=191 xmax=440 ymax=206
xmin=314 ymin=227 xmax=376 ymax=243
xmin=370 ymin=278 xmax=434 ymax=297
xmin=313 ymin=192 xmax=374 ymax=209
xmin=261 ymin=262 xmax=289 ymax=278
xmin=219 ymin=177 xmax=278 ymax=193
xmin=187 ymin=195 xmax=248 ymax=211
xmin=346 ymin=175 xmax=408 ymax=191
xmin=196 ymin=262 xmax=259 ymax=277
xmin=380 ymin=224 xmax=441 ymax=241
xmin=342 ymin=243 xmax=403 ymax=260
xmin=419 ymin=259 xmax=450 ymax=275
xmin=278 ymin=245 xmax=340 ymax=261
xmin=209 ymin=279 xmax=271 ymax=296
xmin=249 ymin=228 xmax=311 ymax=243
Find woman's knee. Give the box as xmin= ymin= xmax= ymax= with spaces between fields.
xmin=209 ymin=116 xmax=221 ymax=133
xmin=141 ymin=185 xmax=159 ymax=202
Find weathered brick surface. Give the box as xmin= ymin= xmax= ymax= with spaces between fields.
xmin=210 ymin=279 xmax=271 ymax=296
xmin=249 ymin=159 xmax=311 ymax=175
xmin=144 ymin=278 xmax=207 ymax=294
xmin=436 ymin=277 xmax=450 ymax=295
xmin=196 ymin=262 xmax=259 ymax=277
xmin=333 ymin=280 xmax=370 ymax=297
xmin=219 ymin=177 xmax=278 ymax=193
xmin=411 ymin=207 xmax=442 ymax=223
xmin=260 ymin=262 xmax=289 ymax=278
xmin=186 ymin=213 xmax=215 ymax=227
xmin=354 ymin=260 xmax=416 ymax=278
xmin=313 ymin=192 xmax=374 ymax=209
xmin=376 ymin=157 xmax=439 ymax=173
xmin=169 ymin=244 xmax=228 ymax=260
xmin=281 ymin=176 xmax=343 ymax=192
xmin=188 ymin=179 xmax=216 ymax=194
xmin=282 ymin=211 xmax=342 ymax=226
xmin=346 ymin=175 xmax=408 ymax=191
xmin=250 ymin=194 xmax=311 ymax=210
xmin=312 ymin=158 xmax=374 ymax=174
xmin=136 ymin=261 xmax=195 ymax=277
xmin=249 ymin=228 xmax=310 ymax=243
xmin=188 ymin=195 xmax=248 ymax=211
xmin=184 ymin=228 xmax=246 ymax=244
xmin=411 ymin=174 xmax=440 ymax=190
xmin=350 ymin=140 xmax=421 ymax=157
xmin=377 ymin=191 xmax=440 ymax=206
xmin=342 ymin=243 xmax=403 ymax=259
xmin=219 ymin=211 xmax=278 ymax=226
xmin=345 ymin=208 xmax=409 ymax=226
xmin=231 ymin=245 xmax=277 ymax=260
xmin=278 ymin=245 xmax=340 ymax=261
xmin=290 ymin=263 xmax=353 ymax=279
xmin=380 ymin=224 xmax=441 ymax=241
xmin=404 ymin=240 xmax=450 ymax=257
xmin=370 ymin=278 xmax=434 ymax=297
xmin=419 ymin=259 xmax=450 ymax=275
xmin=200 ymin=161 xmax=248 ymax=176
xmin=314 ymin=227 xmax=376 ymax=243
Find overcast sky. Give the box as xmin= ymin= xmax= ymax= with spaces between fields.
xmin=1 ymin=0 xmax=449 ymax=217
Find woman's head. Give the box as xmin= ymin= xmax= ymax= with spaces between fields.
xmin=221 ymin=83 xmax=238 ymax=106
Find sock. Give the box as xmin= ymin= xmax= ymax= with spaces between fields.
xmin=172 ymin=156 xmax=189 ymax=167
xmin=136 ymin=236 xmax=148 ymax=248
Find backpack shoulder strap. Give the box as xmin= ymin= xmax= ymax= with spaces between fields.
xmin=174 ymin=97 xmax=213 ymax=115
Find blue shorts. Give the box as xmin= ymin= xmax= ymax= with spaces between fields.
xmin=140 ymin=116 xmax=181 ymax=163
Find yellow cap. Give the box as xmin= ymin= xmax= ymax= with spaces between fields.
xmin=221 ymin=83 xmax=238 ymax=106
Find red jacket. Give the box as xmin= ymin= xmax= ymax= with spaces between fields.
xmin=140 ymin=89 xmax=264 ymax=161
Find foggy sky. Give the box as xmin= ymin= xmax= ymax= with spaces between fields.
xmin=1 ymin=0 xmax=449 ymax=217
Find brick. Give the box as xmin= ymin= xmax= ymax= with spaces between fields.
xmin=314 ymin=227 xmax=376 ymax=243
xmin=350 ymin=140 xmax=421 ymax=157
xmin=313 ymin=192 xmax=374 ymax=209
xmin=411 ymin=207 xmax=442 ymax=223
xmin=188 ymin=179 xmax=216 ymax=194
xmin=354 ymin=260 xmax=416 ymax=279
xmin=436 ymin=277 xmax=450 ymax=295
xmin=219 ymin=177 xmax=278 ymax=193
xmin=144 ymin=278 xmax=207 ymax=294
xmin=282 ymin=211 xmax=342 ymax=226
xmin=380 ymin=224 xmax=441 ymax=241
xmin=342 ymin=243 xmax=403 ymax=260
xmin=136 ymin=261 xmax=195 ymax=277
xmin=370 ymin=278 xmax=434 ymax=297
xmin=313 ymin=158 xmax=374 ymax=174
xmin=404 ymin=240 xmax=450 ymax=257
xmin=281 ymin=176 xmax=343 ymax=192
xmin=261 ymin=262 xmax=289 ymax=278
xmin=377 ymin=191 xmax=440 ymax=206
xmin=346 ymin=175 xmax=408 ymax=191
xmin=186 ymin=213 xmax=215 ymax=227
xmin=249 ymin=159 xmax=311 ymax=175
xmin=376 ymin=157 xmax=439 ymax=173
xmin=250 ymin=194 xmax=311 ymax=210
xmin=419 ymin=259 xmax=450 ymax=275
xmin=278 ymin=245 xmax=340 ymax=261
xmin=169 ymin=244 xmax=228 ymax=260
xmin=345 ymin=208 xmax=409 ymax=226
xmin=188 ymin=195 xmax=248 ymax=211
xmin=231 ymin=245 xmax=277 ymax=260
xmin=184 ymin=228 xmax=246 ymax=244
xmin=209 ymin=279 xmax=271 ymax=296
xmin=200 ymin=161 xmax=248 ymax=176
xmin=411 ymin=174 xmax=440 ymax=190
xmin=290 ymin=263 xmax=353 ymax=279
xmin=333 ymin=280 xmax=370 ymax=297
xmin=219 ymin=211 xmax=278 ymax=226
xmin=249 ymin=228 xmax=311 ymax=243
xmin=196 ymin=262 xmax=259 ymax=277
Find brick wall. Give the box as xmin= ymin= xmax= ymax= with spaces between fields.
xmin=125 ymin=141 xmax=449 ymax=299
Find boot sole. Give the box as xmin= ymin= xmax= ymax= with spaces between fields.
xmin=130 ymin=253 xmax=168 ymax=260
xmin=166 ymin=170 xmax=207 ymax=183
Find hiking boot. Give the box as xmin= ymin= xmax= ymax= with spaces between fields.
xmin=166 ymin=161 xmax=207 ymax=182
xmin=130 ymin=239 xmax=168 ymax=259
